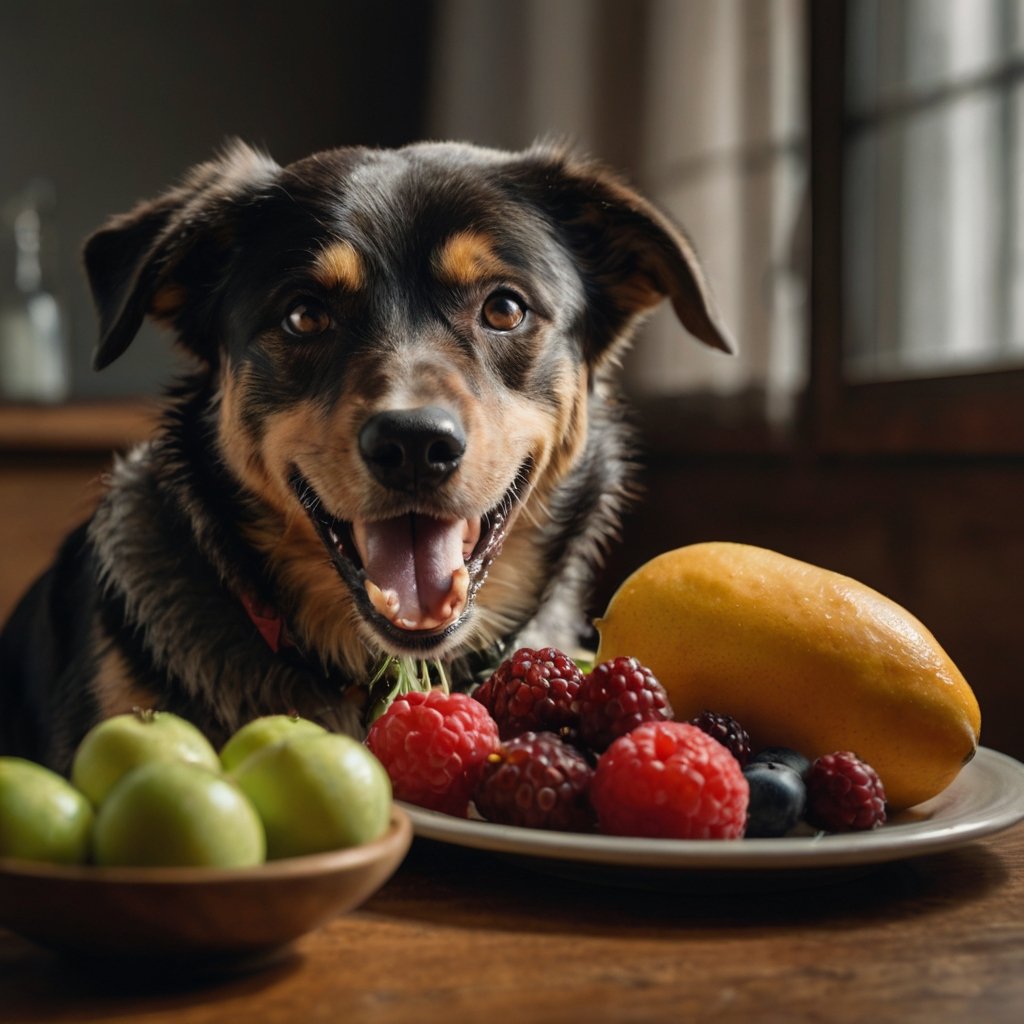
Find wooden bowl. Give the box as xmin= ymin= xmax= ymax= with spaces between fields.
xmin=0 ymin=806 xmax=411 ymax=965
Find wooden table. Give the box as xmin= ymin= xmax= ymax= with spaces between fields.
xmin=1 ymin=823 xmax=1022 ymax=1024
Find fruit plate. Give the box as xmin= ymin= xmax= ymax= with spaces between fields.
xmin=399 ymin=747 xmax=1024 ymax=880
xmin=0 ymin=806 xmax=411 ymax=966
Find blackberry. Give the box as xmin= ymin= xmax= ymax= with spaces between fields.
xmin=805 ymin=751 xmax=887 ymax=832
xmin=690 ymin=710 xmax=752 ymax=766
xmin=578 ymin=657 xmax=672 ymax=752
xmin=473 ymin=647 xmax=583 ymax=740
xmin=743 ymin=762 xmax=806 ymax=837
xmin=473 ymin=732 xmax=595 ymax=832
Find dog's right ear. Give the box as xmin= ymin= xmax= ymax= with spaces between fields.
xmin=84 ymin=142 xmax=279 ymax=371
xmin=508 ymin=143 xmax=734 ymax=367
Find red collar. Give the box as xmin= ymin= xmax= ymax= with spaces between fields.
xmin=239 ymin=592 xmax=295 ymax=653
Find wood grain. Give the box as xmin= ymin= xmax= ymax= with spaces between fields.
xmin=1 ymin=826 xmax=1021 ymax=1023
xmin=0 ymin=400 xmax=156 ymax=619
xmin=0 ymin=462 xmax=107 ymax=620
xmin=0 ymin=400 xmax=157 ymax=453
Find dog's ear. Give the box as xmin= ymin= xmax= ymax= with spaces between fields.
xmin=511 ymin=146 xmax=734 ymax=363
xmin=84 ymin=141 xmax=279 ymax=370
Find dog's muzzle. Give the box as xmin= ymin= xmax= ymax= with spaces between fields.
xmin=350 ymin=405 xmax=472 ymax=631
xmin=291 ymin=400 xmax=530 ymax=651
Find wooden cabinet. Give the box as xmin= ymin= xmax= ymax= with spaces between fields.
xmin=0 ymin=402 xmax=156 ymax=618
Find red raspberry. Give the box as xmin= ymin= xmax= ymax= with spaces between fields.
xmin=474 ymin=732 xmax=595 ymax=832
xmin=366 ymin=690 xmax=499 ymax=816
xmin=591 ymin=721 xmax=748 ymax=839
xmin=804 ymin=751 xmax=887 ymax=832
xmin=473 ymin=647 xmax=583 ymax=740
xmin=690 ymin=710 xmax=752 ymax=765
xmin=578 ymin=657 xmax=673 ymax=752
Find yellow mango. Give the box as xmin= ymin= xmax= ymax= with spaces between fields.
xmin=594 ymin=542 xmax=981 ymax=809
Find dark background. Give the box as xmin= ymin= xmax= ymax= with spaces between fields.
xmin=0 ymin=0 xmax=434 ymax=397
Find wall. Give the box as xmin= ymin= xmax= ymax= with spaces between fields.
xmin=0 ymin=0 xmax=434 ymax=399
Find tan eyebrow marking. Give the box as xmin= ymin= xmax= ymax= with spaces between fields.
xmin=433 ymin=230 xmax=510 ymax=286
xmin=313 ymin=241 xmax=365 ymax=291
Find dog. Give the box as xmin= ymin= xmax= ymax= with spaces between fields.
xmin=0 ymin=140 xmax=731 ymax=773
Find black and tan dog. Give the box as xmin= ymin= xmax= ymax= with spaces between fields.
xmin=0 ymin=141 xmax=731 ymax=772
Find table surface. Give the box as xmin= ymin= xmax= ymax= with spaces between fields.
xmin=1 ymin=412 xmax=1020 ymax=1024
xmin=2 ymin=823 xmax=1022 ymax=1024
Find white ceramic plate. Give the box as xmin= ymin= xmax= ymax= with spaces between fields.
xmin=399 ymin=747 xmax=1024 ymax=873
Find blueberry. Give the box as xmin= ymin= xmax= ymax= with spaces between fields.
xmin=749 ymin=746 xmax=812 ymax=779
xmin=743 ymin=762 xmax=807 ymax=838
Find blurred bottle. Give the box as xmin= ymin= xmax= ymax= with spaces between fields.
xmin=0 ymin=180 xmax=70 ymax=402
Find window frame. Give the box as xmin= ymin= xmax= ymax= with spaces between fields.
xmin=809 ymin=0 xmax=1024 ymax=456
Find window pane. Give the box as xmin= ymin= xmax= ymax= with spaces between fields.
xmin=1011 ymin=83 xmax=1024 ymax=356
xmin=843 ymin=82 xmax=1022 ymax=380
xmin=847 ymin=0 xmax=1020 ymax=117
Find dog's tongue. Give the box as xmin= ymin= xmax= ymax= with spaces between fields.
xmin=355 ymin=515 xmax=470 ymax=631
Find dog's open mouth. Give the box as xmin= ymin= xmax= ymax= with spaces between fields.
xmin=353 ymin=515 xmax=476 ymax=631
xmin=290 ymin=466 xmax=529 ymax=648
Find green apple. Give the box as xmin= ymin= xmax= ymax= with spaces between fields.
xmin=71 ymin=709 xmax=220 ymax=806
xmin=0 ymin=757 xmax=93 ymax=865
xmin=92 ymin=761 xmax=265 ymax=868
xmin=219 ymin=714 xmax=327 ymax=773
xmin=232 ymin=733 xmax=391 ymax=859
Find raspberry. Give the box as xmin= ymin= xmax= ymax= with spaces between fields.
xmin=804 ymin=751 xmax=887 ymax=832
xmin=578 ymin=657 xmax=673 ymax=752
xmin=473 ymin=647 xmax=583 ymax=740
xmin=690 ymin=710 xmax=752 ymax=765
xmin=591 ymin=721 xmax=749 ymax=839
xmin=366 ymin=690 xmax=499 ymax=816
xmin=474 ymin=732 xmax=595 ymax=832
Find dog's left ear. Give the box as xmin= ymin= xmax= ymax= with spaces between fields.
xmin=84 ymin=141 xmax=279 ymax=370
xmin=511 ymin=147 xmax=734 ymax=363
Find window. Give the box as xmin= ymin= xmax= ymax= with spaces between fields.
xmin=812 ymin=0 xmax=1024 ymax=453
xmin=431 ymin=0 xmax=1024 ymax=454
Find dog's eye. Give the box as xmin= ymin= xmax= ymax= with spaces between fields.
xmin=482 ymin=293 xmax=526 ymax=332
xmin=283 ymin=299 xmax=332 ymax=337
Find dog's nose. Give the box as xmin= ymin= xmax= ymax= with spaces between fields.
xmin=359 ymin=406 xmax=467 ymax=491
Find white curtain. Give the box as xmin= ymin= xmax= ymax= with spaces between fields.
xmin=429 ymin=0 xmax=808 ymax=423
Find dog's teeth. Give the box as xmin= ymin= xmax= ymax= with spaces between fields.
xmin=452 ymin=564 xmax=469 ymax=602
xmin=365 ymin=580 xmax=400 ymax=619
xmin=447 ymin=565 xmax=470 ymax=619
xmin=461 ymin=518 xmax=482 ymax=560
xmin=397 ymin=617 xmax=419 ymax=629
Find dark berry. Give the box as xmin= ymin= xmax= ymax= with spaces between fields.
xmin=748 ymin=746 xmax=812 ymax=779
xmin=743 ymin=762 xmax=806 ymax=837
xmin=473 ymin=647 xmax=583 ymax=739
xmin=578 ymin=657 xmax=672 ymax=752
xmin=805 ymin=751 xmax=887 ymax=832
xmin=366 ymin=690 xmax=499 ymax=816
xmin=690 ymin=710 xmax=752 ymax=765
xmin=473 ymin=732 xmax=595 ymax=832
xmin=591 ymin=722 xmax=748 ymax=839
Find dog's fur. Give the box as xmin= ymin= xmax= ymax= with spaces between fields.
xmin=0 ymin=140 xmax=731 ymax=772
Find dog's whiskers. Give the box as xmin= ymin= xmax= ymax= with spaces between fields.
xmin=520 ymin=494 xmax=550 ymax=530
